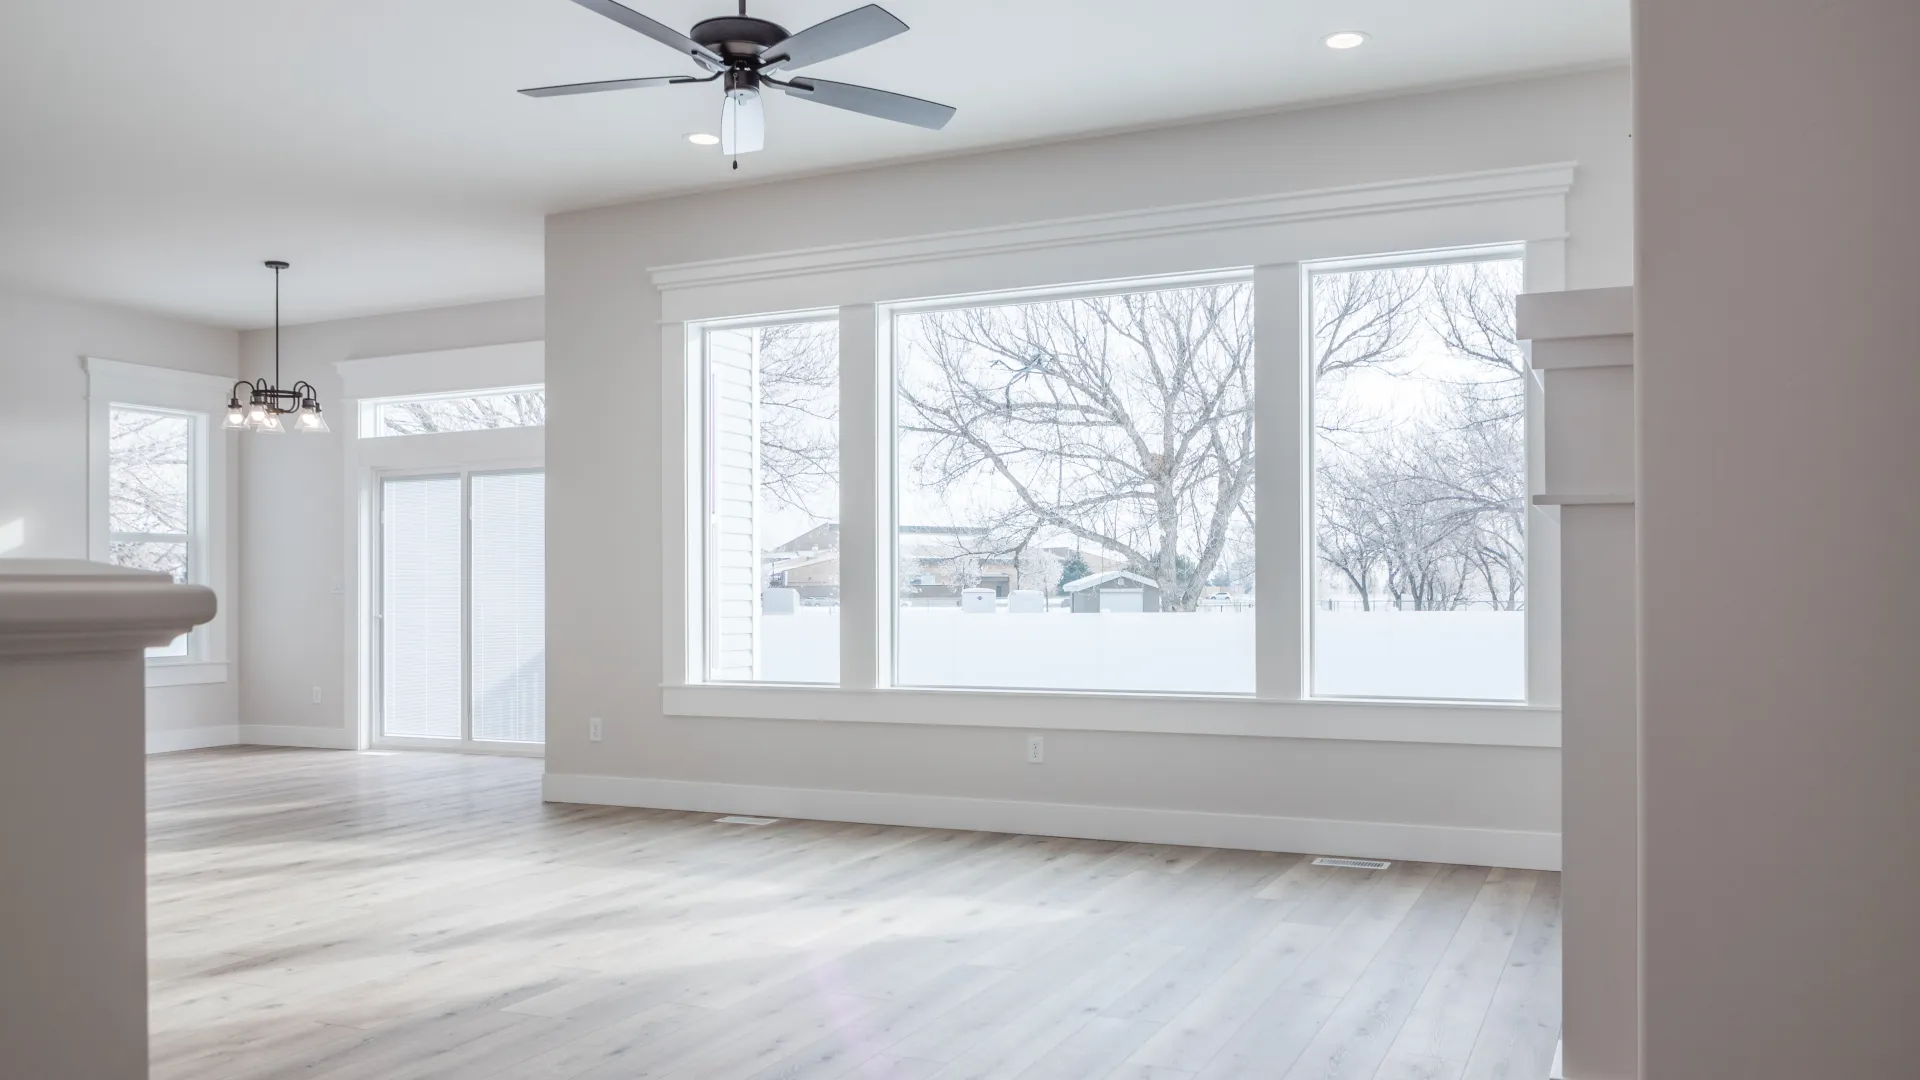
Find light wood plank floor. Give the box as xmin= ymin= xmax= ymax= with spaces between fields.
xmin=149 ymin=748 xmax=1561 ymax=1080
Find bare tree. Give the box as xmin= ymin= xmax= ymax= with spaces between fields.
xmin=1311 ymin=259 xmax=1528 ymax=611
xmin=898 ymin=283 xmax=1254 ymax=611
xmin=380 ymin=390 xmax=546 ymax=435
xmin=106 ymin=408 xmax=192 ymax=582
xmin=754 ymin=321 xmax=839 ymax=522
xmin=1311 ymin=264 xmax=1427 ymax=381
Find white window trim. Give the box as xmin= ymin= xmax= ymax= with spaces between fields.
xmin=658 ymin=164 xmax=1572 ymax=747
xmin=335 ymin=341 xmax=545 ymax=752
xmin=85 ymin=357 xmax=233 ymax=687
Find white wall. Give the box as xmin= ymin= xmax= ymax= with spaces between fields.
xmin=542 ymin=70 xmax=1634 ymax=863
xmin=237 ymin=296 xmax=541 ymax=746
xmin=1634 ymin=3 xmax=1919 ymax=1078
xmin=0 ymin=282 xmax=240 ymax=747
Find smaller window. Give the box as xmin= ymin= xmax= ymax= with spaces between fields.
xmin=106 ymin=404 xmax=198 ymax=659
xmin=364 ymin=386 xmax=545 ymax=437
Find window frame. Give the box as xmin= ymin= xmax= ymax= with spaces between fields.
xmin=1302 ymin=244 xmax=1534 ymax=705
xmin=661 ymin=164 xmax=1572 ymax=746
xmin=687 ymin=310 xmax=842 ymax=687
xmin=85 ymin=358 xmax=232 ymax=687
xmin=359 ymin=384 xmax=547 ymax=439
xmin=884 ymin=270 xmax=1258 ymax=696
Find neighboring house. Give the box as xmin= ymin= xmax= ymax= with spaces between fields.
xmin=776 ymin=522 xmax=840 ymax=553
xmin=765 ymin=523 xmax=841 ymax=604
xmin=1045 ymin=545 xmax=1125 ymax=577
xmin=899 ymin=525 xmax=1019 ymax=600
xmin=1062 ymin=570 xmax=1162 ymax=613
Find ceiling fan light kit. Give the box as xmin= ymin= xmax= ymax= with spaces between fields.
xmin=521 ymin=0 xmax=954 ymax=166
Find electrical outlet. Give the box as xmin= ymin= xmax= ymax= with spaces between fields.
xmin=589 ymin=716 xmax=604 ymax=742
xmin=1026 ymin=735 xmax=1044 ymax=763
xmin=310 ymin=686 xmax=322 ymax=705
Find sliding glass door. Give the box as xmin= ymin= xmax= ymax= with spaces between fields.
xmin=378 ymin=468 xmax=545 ymax=750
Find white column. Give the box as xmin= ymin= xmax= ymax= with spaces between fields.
xmin=0 ymin=560 xmax=215 ymax=1079
xmin=838 ymin=304 xmax=882 ymax=689
xmin=1253 ymin=263 xmax=1305 ymax=700
xmin=1634 ymin=4 xmax=1920 ymax=1078
xmin=1520 ymin=286 xmax=1637 ymax=1080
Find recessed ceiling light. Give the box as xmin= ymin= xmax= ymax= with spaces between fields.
xmin=1324 ymin=31 xmax=1369 ymax=50
xmin=685 ymin=132 xmax=720 ymax=146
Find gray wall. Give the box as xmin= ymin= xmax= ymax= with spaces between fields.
xmin=1635 ymin=2 xmax=1920 ymax=1076
xmin=236 ymin=295 xmax=543 ymax=737
xmin=542 ymin=70 xmax=1635 ymax=842
xmin=0 ymin=282 xmax=240 ymax=744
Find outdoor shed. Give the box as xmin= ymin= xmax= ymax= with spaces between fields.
xmin=1061 ymin=570 xmax=1162 ymax=613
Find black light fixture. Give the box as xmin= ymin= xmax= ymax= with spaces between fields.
xmin=225 ymin=261 xmax=328 ymax=434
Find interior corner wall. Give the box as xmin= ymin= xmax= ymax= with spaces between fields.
xmin=236 ymin=296 xmax=542 ymax=747
xmin=0 ymin=283 xmax=241 ymax=749
xmin=1634 ymin=3 xmax=1920 ymax=1077
xmin=543 ymin=69 xmax=1634 ymax=855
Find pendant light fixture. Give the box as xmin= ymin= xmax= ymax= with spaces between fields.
xmin=226 ymin=261 xmax=328 ymax=434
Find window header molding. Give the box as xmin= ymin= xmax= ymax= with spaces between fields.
xmin=334 ymin=340 xmax=543 ymax=402
xmin=650 ymin=162 xmax=1576 ymax=322
xmin=83 ymin=356 xmax=235 ymax=397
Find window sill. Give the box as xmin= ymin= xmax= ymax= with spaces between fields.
xmin=660 ymin=684 xmax=1559 ymax=749
xmin=145 ymin=661 xmax=228 ymax=688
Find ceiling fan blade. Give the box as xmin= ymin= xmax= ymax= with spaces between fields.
xmin=780 ymin=77 xmax=955 ymax=130
xmin=721 ymin=91 xmax=766 ymax=155
xmin=759 ymin=4 xmax=908 ymax=71
xmin=519 ymin=75 xmax=698 ymax=97
xmin=563 ymin=0 xmax=724 ymax=69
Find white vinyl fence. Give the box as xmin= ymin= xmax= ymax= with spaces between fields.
xmin=757 ymin=606 xmax=1524 ymax=700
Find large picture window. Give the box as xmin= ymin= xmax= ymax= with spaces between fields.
xmin=1308 ymin=253 xmax=1528 ymax=700
xmin=701 ymin=319 xmax=840 ymax=683
xmin=892 ymin=281 xmax=1256 ymax=694
xmin=683 ymin=244 xmax=1543 ymax=708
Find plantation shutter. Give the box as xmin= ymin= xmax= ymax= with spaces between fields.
xmin=707 ymin=328 xmax=760 ymax=679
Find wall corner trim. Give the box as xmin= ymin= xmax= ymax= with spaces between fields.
xmin=541 ymin=773 xmax=1562 ymax=871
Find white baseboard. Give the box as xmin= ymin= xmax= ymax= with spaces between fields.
xmin=239 ymin=724 xmax=358 ymax=750
xmin=542 ymin=773 xmax=1562 ymax=871
xmin=146 ymin=724 xmax=240 ymax=754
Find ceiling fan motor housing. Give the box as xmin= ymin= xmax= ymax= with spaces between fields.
xmin=690 ymin=16 xmax=790 ymax=64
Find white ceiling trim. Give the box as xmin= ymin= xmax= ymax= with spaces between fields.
xmin=652 ymin=162 xmax=1576 ymax=292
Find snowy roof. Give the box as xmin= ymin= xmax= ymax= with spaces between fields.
xmin=1060 ymin=570 xmax=1159 ymax=593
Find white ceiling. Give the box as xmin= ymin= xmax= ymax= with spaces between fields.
xmin=0 ymin=1 xmax=1627 ymax=328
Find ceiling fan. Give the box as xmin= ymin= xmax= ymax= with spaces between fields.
xmin=521 ymin=0 xmax=956 ymax=162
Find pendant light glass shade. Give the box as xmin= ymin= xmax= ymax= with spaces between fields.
xmin=295 ymin=400 xmax=330 ymax=433
xmin=253 ymin=410 xmax=286 ymax=434
xmin=225 ymin=400 xmax=248 ymax=429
